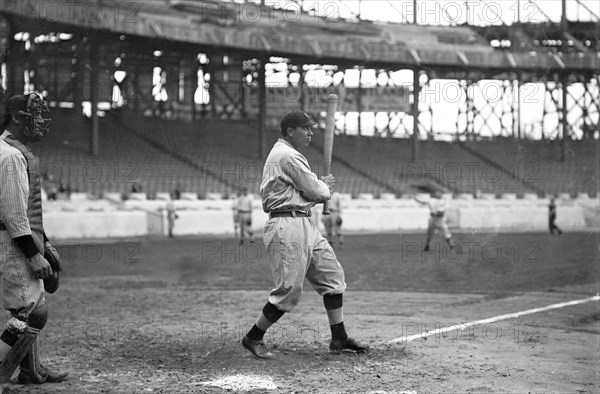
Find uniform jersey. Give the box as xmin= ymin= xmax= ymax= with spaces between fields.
xmin=0 ymin=136 xmax=31 ymax=238
xmin=328 ymin=192 xmax=342 ymax=214
xmin=236 ymin=194 xmax=253 ymax=213
xmin=166 ymin=203 xmax=177 ymax=221
xmin=232 ymin=198 xmax=239 ymax=216
xmin=321 ymin=192 xmax=343 ymax=238
xmin=237 ymin=194 xmax=254 ymax=240
xmin=0 ymin=131 xmax=45 ymax=319
xmin=261 ymin=138 xmax=344 ymax=312
xmin=426 ymin=197 xmax=451 ymax=241
xmin=549 ymin=201 xmax=557 ymax=216
xmin=428 ymin=198 xmax=447 ymax=218
xmin=261 ymin=139 xmax=330 ymax=212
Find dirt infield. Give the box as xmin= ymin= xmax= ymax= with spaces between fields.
xmin=1 ymin=232 xmax=598 ymax=393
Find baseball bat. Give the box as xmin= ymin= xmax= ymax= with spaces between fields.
xmin=322 ymin=94 xmax=338 ymax=215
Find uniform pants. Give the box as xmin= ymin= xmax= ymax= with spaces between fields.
xmin=263 ymin=216 xmax=346 ymax=312
xmin=427 ymin=217 xmax=452 ymax=241
xmin=239 ymin=212 xmax=252 ymax=238
xmin=322 ymin=213 xmax=342 ymax=237
xmin=0 ymin=231 xmax=45 ymax=320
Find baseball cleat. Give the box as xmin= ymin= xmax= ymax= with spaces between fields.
xmin=242 ymin=336 xmax=275 ymax=359
xmin=18 ymin=365 xmax=68 ymax=384
xmin=329 ymin=337 xmax=369 ymax=354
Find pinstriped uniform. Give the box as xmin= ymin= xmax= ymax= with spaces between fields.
xmin=261 ymin=139 xmax=346 ymax=312
xmin=0 ymin=131 xmax=45 ymax=320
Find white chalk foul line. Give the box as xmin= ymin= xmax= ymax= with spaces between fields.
xmin=389 ymin=295 xmax=600 ymax=344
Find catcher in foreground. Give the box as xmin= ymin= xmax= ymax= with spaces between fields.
xmin=0 ymin=93 xmax=67 ymax=384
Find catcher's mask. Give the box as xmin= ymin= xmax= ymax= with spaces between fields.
xmin=11 ymin=93 xmax=51 ymax=142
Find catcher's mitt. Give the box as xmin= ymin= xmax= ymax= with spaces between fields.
xmin=43 ymin=242 xmax=62 ymax=294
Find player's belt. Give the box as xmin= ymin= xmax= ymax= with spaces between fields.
xmin=431 ymin=213 xmax=444 ymax=218
xmin=238 ymin=210 xmax=252 ymax=213
xmin=0 ymin=222 xmax=6 ymax=231
xmin=269 ymin=210 xmax=311 ymax=219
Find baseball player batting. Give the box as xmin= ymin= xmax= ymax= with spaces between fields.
xmin=241 ymin=109 xmax=368 ymax=359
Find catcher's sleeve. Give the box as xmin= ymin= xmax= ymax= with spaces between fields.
xmin=13 ymin=235 xmax=39 ymax=259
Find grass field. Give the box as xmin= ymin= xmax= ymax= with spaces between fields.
xmin=60 ymin=231 xmax=599 ymax=294
xmin=2 ymin=231 xmax=598 ymax=393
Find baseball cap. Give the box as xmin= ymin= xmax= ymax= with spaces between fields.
xmin=280 ymin=110 xmax=317 ymax=134
xmin=5 ymin=94 xmax=30 ymax=115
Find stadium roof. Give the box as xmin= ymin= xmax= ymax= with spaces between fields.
xmin=0 ymin=0 xmax=598 ymax=72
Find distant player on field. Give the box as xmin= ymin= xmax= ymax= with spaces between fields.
xmin=236 ymin=187 xmax=254 ymax=244
xmin=415 ymin=191 xmax=456 ymax=252
xmin=321 ymin=191 xmax=344 ymax=249
xmin=231 ymin=194 xmax=240 ymax=239
xmin=548 ymin=196 xmax=563 ymax=235
xmin=166 ymin=201 xmax=178 ymax=238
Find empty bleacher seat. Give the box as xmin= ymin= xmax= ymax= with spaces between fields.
xmin=181 ymin=192 xmax=199 ymax=201
xmin=463 ymin=140 xmax=598 ymax=197
xmin=104 ymin=192 xmax=122 ymax=202
xmin=206 ymin=193 xmax=223 ymax=200
xmin=70 ymin=193 xmax=89 ymax=202
xmin=156 ymin=192 xmax=172 ymax=201
xmin=415 ymin=193 xmax=430 ymax=201
xmin=129 ymin=193 xmax=147 ymax=201
xmin=338 ymin=193 xmax=352 ymax=201
xmin=379 ymin=193 xmax=396 ymax=200
xmin=523 ymin=193 xmax=539 ymax=201
xmin=39 ymin=110 xmax=597 ymax=199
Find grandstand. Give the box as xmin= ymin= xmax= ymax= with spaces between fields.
xmin=33 ymin=109 xmax=230 ymax=197
xmin=33 ymin=109 xmax=598 ymax=199
xmin=0 ymin=0 xmax=594 ymax=243
xmin=317 ymin=135 xmax=541 ymax=197
xmin=35 ymin=110 xmax=396 ymax=197
xmin=463 ymin=138 xmax=599 ymax=197
xmin=1 ymin=0 xmax=598 ymax=203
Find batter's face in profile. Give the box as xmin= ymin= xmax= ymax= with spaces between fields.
xmin=288 ymin=125 xmax=313 ymax=149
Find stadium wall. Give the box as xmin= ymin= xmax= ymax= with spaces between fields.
xmin=44 ymin=211 xmax=148 ymax=239
xmin=42 ymin=196 xmax=597 ymax=240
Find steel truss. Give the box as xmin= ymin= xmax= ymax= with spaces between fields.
xmin=0 ymin=17 xmax=598 ymax=160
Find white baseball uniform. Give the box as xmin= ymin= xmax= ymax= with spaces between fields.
xmin=261 ymin=139 xmax=346 ymax=312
